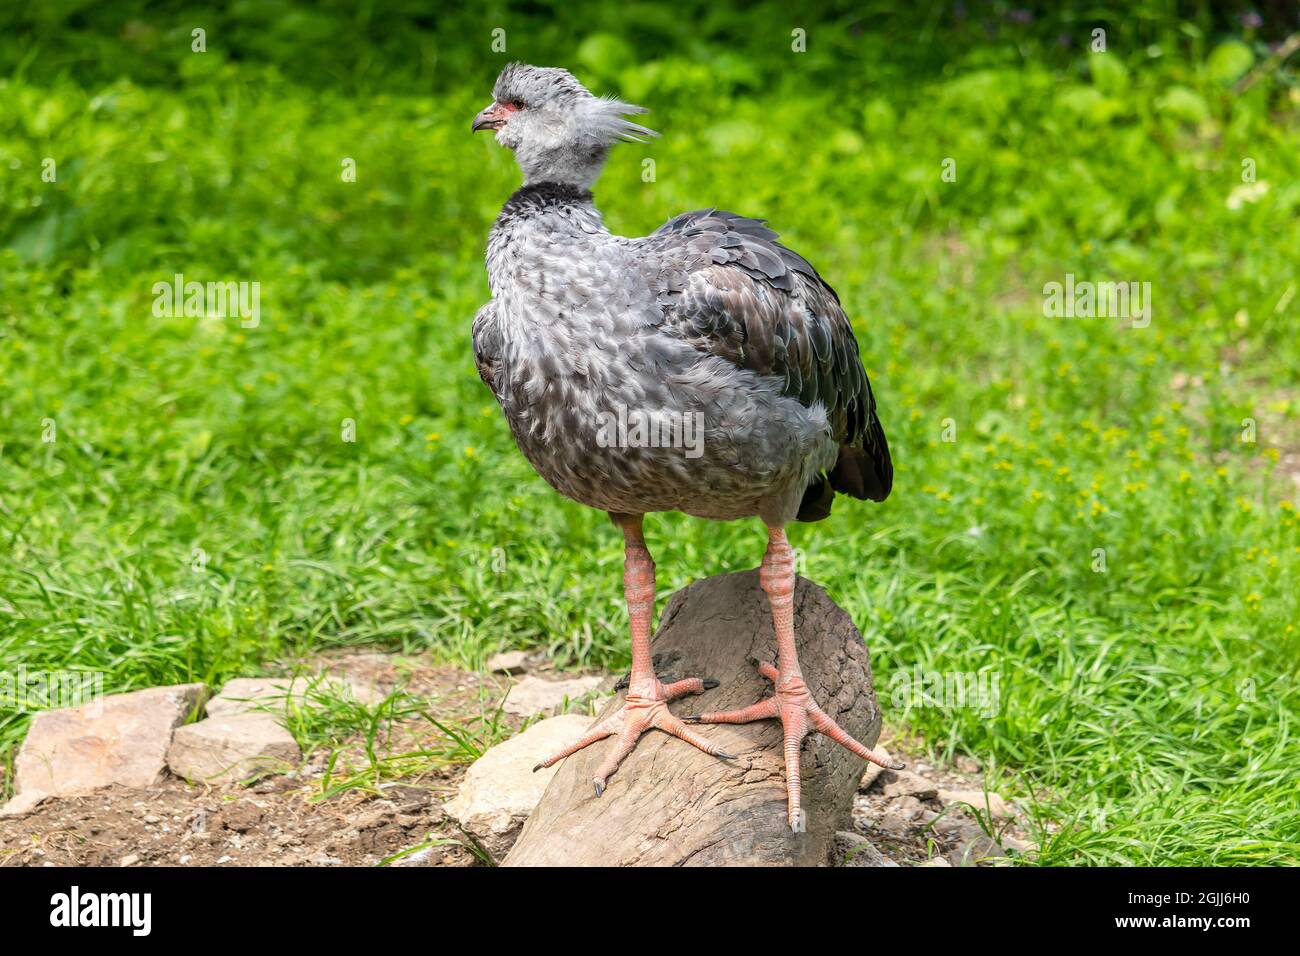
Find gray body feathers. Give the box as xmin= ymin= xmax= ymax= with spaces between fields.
xmin=473 ymin=182 xmax=891 ymax=525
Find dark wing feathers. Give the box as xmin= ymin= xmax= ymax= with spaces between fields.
xmin=642 ymin=209 xmax=891 ymax=512
xmin=471 ymin=301 xmax=503 ymax=398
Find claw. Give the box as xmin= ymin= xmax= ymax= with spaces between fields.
xmin=682 ymin=715 xmax=700 ymax=724
xmin=532 ymin=763 xmax=542 ymax=773
xmin=716 ymin=751 xmax=737 ymax=760
xmin=534 ymin=666 xmax=725 ymax=792
xmin=703 ymin=678 xmax=720 ymax=690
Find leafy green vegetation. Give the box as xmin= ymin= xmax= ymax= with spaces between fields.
xmin=1 ymin=2 xmax=1297 ymax=863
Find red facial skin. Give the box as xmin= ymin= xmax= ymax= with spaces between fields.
xmin=470 ymin=100 xmax=520 ymax=132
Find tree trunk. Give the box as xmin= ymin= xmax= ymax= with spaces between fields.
xmin=504 ymin=569 xmax=883 ymax=867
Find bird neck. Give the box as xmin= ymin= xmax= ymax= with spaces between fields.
xmin=517 ymin=143 xmax=610 ymax=191
xmin=493 ymin=181 xmax=600 ymax=227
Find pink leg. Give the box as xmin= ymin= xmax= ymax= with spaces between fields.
xmin=689 ymin=525 xmax=903 ymax=831
xmin=533 ymin=515 xmax=733 ymax=794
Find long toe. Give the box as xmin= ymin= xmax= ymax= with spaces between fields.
xmin=533 ymin=725 xmax=615 ymax=772
xmin=660 ymin=676 xmax=713 ymax=699
xmin=654 ymin=709 xmax=737 ymax=759
xmin=690 ymin=696 xmax=780 ymax=725
xmin=780 ymin=707 xmax=809 ymax=832
xmin=590 ymin=726 xmax=641 ymax=794
xmin=807 ymin=705 xmax=902 ymax=769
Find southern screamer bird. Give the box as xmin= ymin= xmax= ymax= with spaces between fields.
xmin=471 ymin=64 xmax=900 ymax=831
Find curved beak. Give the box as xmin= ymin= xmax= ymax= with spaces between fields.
xmin=471 ymin=102 xmax=510 ymax=133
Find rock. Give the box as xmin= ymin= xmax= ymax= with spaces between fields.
xmin=875 ymin=768 xmax=939 ymax=801
xmin=13 ymin=684 xmax=207 ymax=797
xmin=897 ymin=795 xmax=940 ymax=822
xmin=919 ymin=856 xmax=953 ymax=867
xmin=874 ymin=795 xmax=939 ymax=836
xmin=119 ymin=854 xmax=139 ymax=867
xmin=834 ymin=830 xmax=899 ymax=867
xmin=1000 ymin=833 xmax=1034 ymax=854
xmin=392 ymin=846 xmax=436 ymax=867
xmin=938 ymin=788 xmax=1015 ymax=820
xmin=858 ymin=745 xmax=894 ymax=791
xmin=487 ymin=651 xmax=529 ymax=675
xmin=444 ymin=714 xmax=594 ymax=859
xmin=930 ymin=813 xmax=977 ymax=840
xmin=950 ymin=833 xmax=1014 ymax=867
xmin=167 ymin=714 xmax=302 ymax=784
xmin=0 ymin=789 xmax=51 ymax=816
xmin=501 ymin=675 xmax=606 ymax=718
xmin=205 ymin=676 xmax=378 ymax=719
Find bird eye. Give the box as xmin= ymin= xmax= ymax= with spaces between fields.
xmin=508 ymin=100 xmax=525 ymax=111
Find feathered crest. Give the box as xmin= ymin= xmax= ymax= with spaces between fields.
xmin=585 ymin=95 xmax=658 ymax=145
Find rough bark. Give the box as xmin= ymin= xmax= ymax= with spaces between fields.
xmin=504 ymin=569 xmax=882 ymax=867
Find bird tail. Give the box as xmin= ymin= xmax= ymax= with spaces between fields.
xmin=797 ymin=419 xmax=892 ymax=521
xmin=829 ymin=421 xmax=893 ymax=504
xmin=795 ymin=473 xmax=835 ymax=522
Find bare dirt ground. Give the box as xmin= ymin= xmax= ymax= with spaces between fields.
xmin=851 ymin=729 xmax=1036 ymax=867
xmin=0 ymin=651 xmax=1032 ymax=867
xmin=0 ymin=778 xmax=471 ymax=867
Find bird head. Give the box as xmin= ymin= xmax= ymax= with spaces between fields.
xmin=471 ymin=63 xmax=656 ymax=189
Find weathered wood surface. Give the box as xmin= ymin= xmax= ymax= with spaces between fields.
xmin=504 ymin=569 xmax=882 ymax=866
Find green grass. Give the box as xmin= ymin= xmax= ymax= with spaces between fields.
xmin=2 ymin=2 xmax=1298 ymax=863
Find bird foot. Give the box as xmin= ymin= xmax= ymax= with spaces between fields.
xmin=532 ymin=674 xmax=733 ymax=796
xmin=686 ymin=658 xmax=904 ymax=832
xmin=613 ymin=671 xmax=719 ymax=693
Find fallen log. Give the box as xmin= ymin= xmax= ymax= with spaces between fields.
xmin=504 ymin=569 xmax=884 ymax=866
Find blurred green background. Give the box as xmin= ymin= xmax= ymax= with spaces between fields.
xmin=1 ymin=1 xmax=1298 ymax=863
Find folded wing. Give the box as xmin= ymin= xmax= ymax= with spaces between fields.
xmin=637 ymin=209 xmax=891 ymax=515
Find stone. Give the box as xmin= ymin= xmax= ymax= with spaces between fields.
xmin=1000 ymin=833 xmax=1034 ymax=854
xmin=938 ymin=788 xmax=1015 ymax=819
xmin=487 ymin=651 xmax=529 ymax=675
xmin=501 ymin=674 xmax=606 ymax=718
xmin=0 ymin=789 xmax=51 ymax=816
xmin=875 ymin=795 xmax=938 ymax=836
xmin=205 ymin=676 xmax=378 ymax=719
xmin=858 ymin=745 xmax=894 ymax=791
xmin=13 ymin=684 xmax=207 ymax=797
xmin=167 ymin=714 xmax=302 ymax=784
xmin=834 ymin=830 xmax=899 ymax=867
xmin=950 ymin=833 xmax=1015 ymax=867
xmin=444 ymin=714 xmax=594 ymax=860
xmin=919 ymin=856 xmax=953 ymax=867
xmin=874 ymin=768 xmax=939 ymax=801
